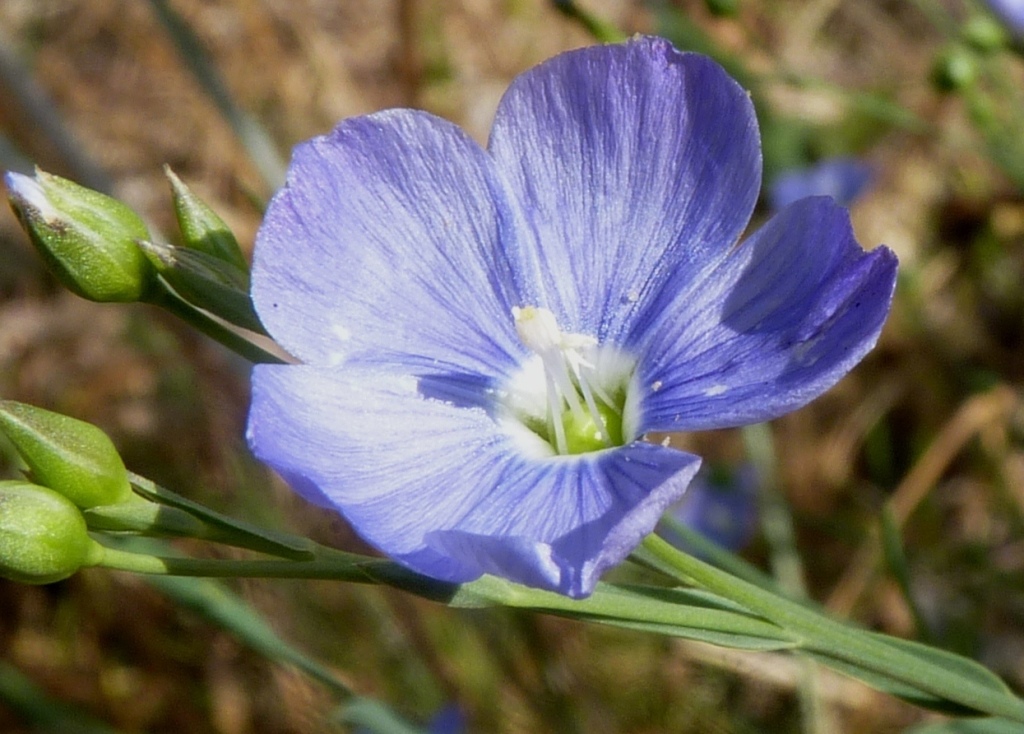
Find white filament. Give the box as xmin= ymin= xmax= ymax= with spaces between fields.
xmin=511 ymin=306 xmax=615 ymax=454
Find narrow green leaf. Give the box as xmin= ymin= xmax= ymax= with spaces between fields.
xmin=577 ymin=617 xmax=797 ymax=651
xmin=452 ymin=575 xmax=800 ymax=651
xmin=147 ymin=287 xmax=285 ymax=364
xmin=878 ymin=635 xmax=1014 ymax=697
xmin=809 ymin=633 xmax=1015 ymax=716
xmin=128 ymin=472 xmax=315 ymax=560
xmin=638 ymin=534 xmax=1024 ymax=721
xmin=581 ymin=584 xmax=797 ymax=650
xmin=806 ymin=651 xmax=982 ymax=715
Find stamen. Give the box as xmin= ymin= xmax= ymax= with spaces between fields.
xmin=575 ymin=376 xmax=610 ymax=445
xmin=513 ymin=306 xmax=567 ymax=354
xmin=544 ymin=370 xmax=569 ymax=455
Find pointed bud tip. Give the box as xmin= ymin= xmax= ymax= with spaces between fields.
xmin=5 ymin=168 xmax=155 ymax=302
xmin=164 ymin=165 xmax=248 ymax=270
xmin=0 ymin=401 xmax=133 ymax=509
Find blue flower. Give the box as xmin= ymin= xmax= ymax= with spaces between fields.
xmin=768 ymin=158 xmax=873 ymax=212
xmin=661 ymin=464 xmax=759 ymax=556
xmin=246 ymin=37 xmax=898 ymax=599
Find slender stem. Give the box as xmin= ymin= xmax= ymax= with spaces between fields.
xmin=91 ymin=543 xmax=457 ymax=600
xmin=639 ymin=535 xmax=1024 ymax=722
xmin=656 ymin=514 xmax=781 ymax=593
xmin=147 ymin=286 xmax=285 ymax=364
xmin=454 ymin=575 xmax=797 ymax=646
xmin=127 ymin=472 xmax=315 ymax=560
xmin=90 ymin=541 xmax=795 ymax=646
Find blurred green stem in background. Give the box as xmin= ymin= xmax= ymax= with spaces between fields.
xmin=743 ymin=422 xmax=827 ymax=734
xmin=550 ymin=1 xmax=627 ymax=44
xmin=145 ymin=0 xmax=286 ymax=191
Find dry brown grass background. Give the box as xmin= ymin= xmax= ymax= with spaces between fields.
xmin=2 ymin=1 xmax=1024 ymax=732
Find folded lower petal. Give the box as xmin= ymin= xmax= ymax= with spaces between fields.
xmin=633 ymin=197 xmax=898 ymax=431
xmin=487 ymin=36 xmax=761 ymax=341
xmin=251 ymin=109 xmax=527 ymax=377
xmin=247 ymin=364 xmax=701 ymax=597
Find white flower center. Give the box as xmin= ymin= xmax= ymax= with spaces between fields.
xmin=501 ymin=306 xmax=637 ymax=456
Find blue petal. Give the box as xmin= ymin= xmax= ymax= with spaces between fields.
xmin=247 ymin=364 xmax=701 ymax=598
xmin=634 ymin=197 xmax=898 ymax=431
xmin=487 ymin=36 xmax=761 ymax=341
xmin=251 ymin=110 xmax=528 ymax=377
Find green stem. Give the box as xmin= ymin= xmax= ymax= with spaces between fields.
xmin=84 ymin=497 xmax=317 ymax=561
xmin=147 ymin=286 xmax=285 ymax=364
xmin=127 ymin=472 xmax=314 ymax=560
xmin=90 ymin=541 xmax=795 ymax=647
xmin=657 ymin=514 xmax=781 ymax=593
xmin=91 ymin=542 xmax=458 ymax=601
xmin=454 ymin=576 xmax=797 ymax=647
xmin=639 ymin=534 xmax=1024 ymax=722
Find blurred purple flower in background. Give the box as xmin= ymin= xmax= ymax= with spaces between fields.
xmin=246 ymin=37 xmax=898 ymax=598
xmin=352 ymin=703 xmax=465 ymax=734
xmin=661 ymin=464 xmax=759 ymax=556
xmin=985 ymin=0 xmax=1024 ymax=37
xmin=428 ymin=705 xmax=466 ymax=734
xmin=768 ymin=157 xmax=874 ymax=211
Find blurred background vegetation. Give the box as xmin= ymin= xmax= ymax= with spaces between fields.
xmin=2 ymin=0 xmax=1024 ymax=732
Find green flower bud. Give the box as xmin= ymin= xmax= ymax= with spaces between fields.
xmin=0 ymin=401 xmax=133 ymax=509
xmin=139 ymin=239 xmax=264 ymax=333
xmin=932 ymin=46 xmax=978 ymax=92
xmin=0 ymin=481 xmax=101 ymax=584
xmin=705 ymin=0 xmax=739 ymax=17
xmin=964 ymin=15 xmax=1009 ymax=54
xmin=164 ymin=166 xmax=248 ymax=270
xmin=5 ymin=169 xmax=155 ymax=302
